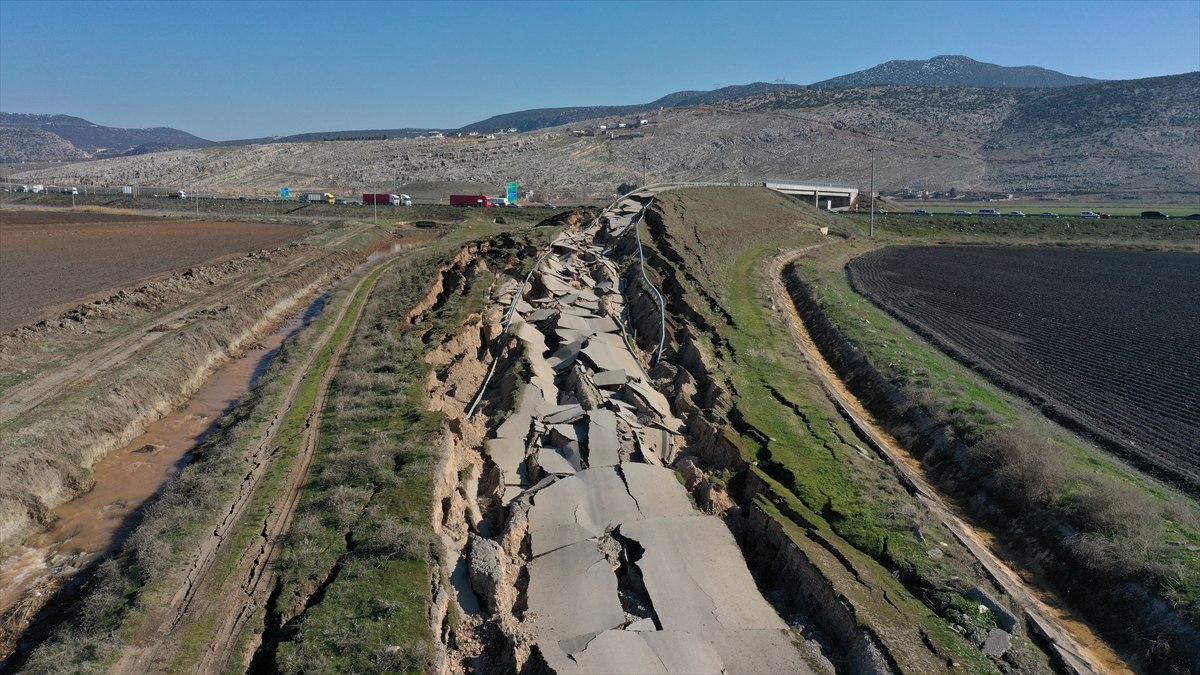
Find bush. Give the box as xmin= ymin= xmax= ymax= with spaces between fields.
xmin=971 ymin=426 xmax=1069 ymax=504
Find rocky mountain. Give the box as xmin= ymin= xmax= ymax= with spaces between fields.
xmin=0 ymin=113 xmax=212 ymax=161
xmin=457 ymin=83 xmax=806 ymax=134
xmin=810 ymin=55 xmax=1100 ymax=89
xmin=10 ymin=73 xmax=1195 ymax=201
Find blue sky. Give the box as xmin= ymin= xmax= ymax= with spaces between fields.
xmin=1 ymin=0 xmax=1197 ymax=140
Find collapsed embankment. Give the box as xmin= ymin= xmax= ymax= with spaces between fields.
xmin=783 ymin=260 xmax=1200 ymax=673
xmin=425 ymin=190 xmax=1031 ymax=674
xmin=0 ymin=243 xmax=363 ymax=550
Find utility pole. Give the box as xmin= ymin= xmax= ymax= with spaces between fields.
xmin=868 ymin=148 xmax=876 ymax=238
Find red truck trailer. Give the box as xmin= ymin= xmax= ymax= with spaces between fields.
xmin=449 ymin=194 xmax=491 ymax=207
xmin=364 ymin=193 xmax=401 ymax=205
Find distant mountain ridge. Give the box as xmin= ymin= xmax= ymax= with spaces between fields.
xmin=810 ymin=55 xmax=1101 ymax=89
xmin=0 ymin=55 xmax=1107 ymax=160
xmin=0 ymin=113 xmax=212 ymax=160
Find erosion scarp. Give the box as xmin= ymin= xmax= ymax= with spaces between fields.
xmin=428 ymin=197 xmax=832 ymax=673
xmin=0 ymin=237 xmax=367 ymax=551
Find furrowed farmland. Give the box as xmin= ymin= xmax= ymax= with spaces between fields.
xmin=847 ymin=246 xmax=1200 ymax=494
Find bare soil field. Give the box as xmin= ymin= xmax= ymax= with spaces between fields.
xmin=0 ymin=210 xmax=310 ymax=331
xmin=848 ymin=246 xmax=1200 ymax=494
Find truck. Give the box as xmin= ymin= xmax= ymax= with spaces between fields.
xmin=449 ymin=194 xmax=491 ymax=207
xmin=301 ymin=192 xmax=335 ymax=204
xmin=363 ymin=193 xmax=412 ymax=206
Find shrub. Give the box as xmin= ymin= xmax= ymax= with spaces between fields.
xmin=971 ymin=425 xmax=1069 ymax=505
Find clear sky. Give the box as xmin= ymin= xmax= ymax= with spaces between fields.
xmin=1 ymin=0 xmax=1197 ymax=141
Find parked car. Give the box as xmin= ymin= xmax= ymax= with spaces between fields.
xmin=60 ymin=187 xmax=78 ymax=194
xmin=15 ymin=185 xmax=29 ymax=192
xmin=1079 ymin=211 xmax=1100 ymax=218
xmin=1039 ymin=212 xmax=1060 ymax=218
xmin=978 ymin=208 xmax=1001 ymax=216
xmin=911 ymin=209 xmax=933 ymax=216
xmin=1008 ymin=211 xmax=1026 ymax=217
xmin=1140 ymin=211 xmax=1169 ymax=219
xmin=543 ymin=203 xmax=556 ymax=208
xmin=952 ymin=209 xmax=973 ymax=216
xmin=872 ymin=209 xmax=888 ymax=215
xmin=1185 ymin=214 xmax=1200 ymax=220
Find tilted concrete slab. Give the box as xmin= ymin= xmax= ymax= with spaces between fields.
xmin=544 ymin=404 xmax=586 ymax=425
xmin=557 ymin=312 xmax=596 ymax=334
xmin=535 ymin=448 xmax=578 ymax=476
xmin=618 ymin=464 xmax=696 ymax=518
xmin=526 ymin=308 xmax=557 ymax=323
xmin=512 ymin=318 xmax=556 ymax=395
xmin=587 ymin=409 xmax=622 ymax=468
xmin=548 ymin=339 xmax=584 ymax=371
xmin=537 ymin=630 xmax=727 ymax=675
xmin=586 ymin=315 xmax=620 ymax=334
xmin=591 ymin=369 xmax=628 ymax=388
xmin=528 ymin=469 xmax=640 ymax=556
xmin=528 ymin=540 xmax=624 ymax=638
xmin=582 ymin=332 xmax=644 ymax=377
xmin=619 ymin=517 xmax=787 ymax=632
xmin=703 ymin=629 xmax=812 ymax=674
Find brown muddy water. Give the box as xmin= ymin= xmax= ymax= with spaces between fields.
xmin=0 ymin=294 xmax=326 ymax=624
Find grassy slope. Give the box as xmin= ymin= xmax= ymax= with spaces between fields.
xmin=794 ymin=239 xmax=1200 ymax=561
xmin=792 ymin=215 xmax=1200 ymax=663
xmin=649 ymin=186 xmax=1197 ymax=669
xmin=646 ymin=188 xmax=1001 ymax=671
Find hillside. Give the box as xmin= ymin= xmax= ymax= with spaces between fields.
xmin=0 ymin=113 xmax=212 ymax=161
xmin=11 ymin=73 xmax=1198 ymax=200
xmin=811 ymin=55 xmax=1101 ymax=88
xmin=458 ymin=83 xmax=805 ymax=133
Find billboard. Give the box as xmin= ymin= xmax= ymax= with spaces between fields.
xmin=506 ymin=182 xmax=518 ymax=204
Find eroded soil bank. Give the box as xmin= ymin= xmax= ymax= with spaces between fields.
xmin=0 ymin=294 xmax=324 ymax=656
xmin=0 ymin=239 xmax=365 ymax=551
xmin=419 ymin=196 xmax=902 ymax=674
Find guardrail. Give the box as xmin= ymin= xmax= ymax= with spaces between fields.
xmin=631 ymin=198 xmax=666 ymax=364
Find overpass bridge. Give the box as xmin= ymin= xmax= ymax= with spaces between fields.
xmin=637 ymin=179 xmax=859 ymax=211
xmin=759 ymin=178 xmax=859 ymax=210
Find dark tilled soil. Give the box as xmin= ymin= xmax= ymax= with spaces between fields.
xmin=0 ymin=211 xmax=310 ymax=331
xmin=848 ymin=245 xmax=1200 ymax=493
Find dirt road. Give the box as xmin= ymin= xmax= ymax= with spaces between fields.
xmin=768 ymin=248 xmax=1129 ymax=675
xmin=109 ymin=254 xmax=398 ymax=673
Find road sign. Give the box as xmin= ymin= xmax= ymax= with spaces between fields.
xmin=280 ymin=187 xmax=290 ymax=198
xmin=506 ymin=182 xmax=518 ymax=204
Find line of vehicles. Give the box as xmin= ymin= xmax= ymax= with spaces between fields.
xmin=905 ymin=208 xmax=1191 ymax=219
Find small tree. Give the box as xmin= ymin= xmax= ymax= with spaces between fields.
xmin=617 ymin=182 xmax=637 ymax=196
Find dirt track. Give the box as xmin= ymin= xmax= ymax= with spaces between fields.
xmin=768 ymin=248 xmax=1129 ymax=675
xmin=110 ymin=254 xmax=395 ymax=673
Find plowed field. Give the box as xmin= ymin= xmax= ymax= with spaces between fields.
xmin=0 ymin=211 xmax=310 ymax=331
xmin=847 ymin=246 xmax=1200 ymax=493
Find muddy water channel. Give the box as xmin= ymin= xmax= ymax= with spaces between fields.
xmin=0 ymin=296 xmax=325 ymax=624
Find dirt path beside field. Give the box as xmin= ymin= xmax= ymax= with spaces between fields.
xmin=768 ymin=248 xmax=1129 ymax=675
xmin=110 ymin=255 xmax=394 ymax=674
